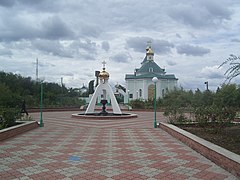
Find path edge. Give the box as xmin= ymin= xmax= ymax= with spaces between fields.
xmin=0 ymin=121 xmax=39 ymax=141
xmin=160 ymin=122 xmax=240 ymax=177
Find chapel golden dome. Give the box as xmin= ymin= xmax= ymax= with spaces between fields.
xmin=99 ymin=70 xmax=109 ymax=79
xmin=99 ymin=60 xmax=110 ymax=80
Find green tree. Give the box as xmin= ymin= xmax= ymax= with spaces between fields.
xmin=88 ymin=80 xmax=94 ymax=94
xmin=162 ymin=88 xmax=193 ymax=123
xmin=214 ymin=84 xmax=239 ymax=108
xmin=0 ymin=83 xmax=12 ymax=107
xmin=0 ymin=71 xmax=86 ymax=108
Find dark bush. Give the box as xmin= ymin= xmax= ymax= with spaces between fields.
xmin=0 ymin=108 xmax=21 ymax=129
xmin=129 ymin=99 xmax=145 ymax=109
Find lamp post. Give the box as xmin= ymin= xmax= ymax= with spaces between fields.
xmin=152 ymin=77 xmax=158 ymax=128
xmin=40 ymin=81 xmax=44 ymax=127
xmin=127 ymin=90 xmax=130 ymax=110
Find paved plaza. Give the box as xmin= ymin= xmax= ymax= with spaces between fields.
xmin=0 ymin=111 xmax=238 ymax=179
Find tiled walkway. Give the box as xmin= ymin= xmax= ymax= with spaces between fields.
xmin=0 ymin=111 xmax=238 ymax=179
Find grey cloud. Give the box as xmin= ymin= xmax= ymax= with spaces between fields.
xmin=153 ymin=40 xmax=175 ymax=54
xmin=79 ymin=53 xmax=96 ymax=61
xmin=111 ymin=52 xmax=132 ymax=63
xmin=205 ymin=72 xmax=224 ymax=79
xmin=69 ymin=39 xmax=97 ymax=55
xmin=1 ymin=41 xmax=32 ymax=52
xmin=79 ymin=39 xmax=97 ymax=53
xmin=168 ymin=1 xmax=232 ymax=28
xmin=166 ymin=60 xmax=177 ymax=66
xmin=105 ymin=1 xmax=170 ymax=31
xmin=60 ymin=72 xmax=74 ymax=77
xmin=231 ymin=38 xmax=240 ymax=42
xmin=84 ymin=72 xmax=94 ymax=78
xmin=0 ymin=16 xmax=40 ymax=42
xmin=176 ymin=44 xmax=210 ymax=56
xmin=200 ymin=66 xmax=225 ymax=79
xmin=0 ymin=15 xmax=74 ymax=42
xmin=42 ymin=16 xmax=75 ymax=40
xmin=102 ymin=41 xmax=110 ymax=52
xmin=126 ymin=37 xmax=174 ymax=54
xmin=79 ymin=24 xmax=103 ymax=38
xmin=0 ymin=0 xmax=60 ymax=12
xmin=176 ymin=33 xmax=182 ymax=38
xmin=188 ymin=32 xmax=197 ymax=39
xmin=200 ymin=0 xmax=231 ymax=20
xmin=32 ymin=39 xmax=73 ymax=58
xmin=0 ymin=48 xmax=13 ymax=56
xmin=126 ymin=37 xmax=150 ymax=52
xmin=199 ymin=72 xmax=224 ymax=79
xmin=31 ymin=60 xmax=55 ymax=68
xmin=0 ymin=0 xmax=15 ymax=7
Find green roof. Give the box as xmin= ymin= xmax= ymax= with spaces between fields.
xmin=141 ymin=56 xmax=147 ymax=65
xmin=125 ymin=72 xmax=178 ymax=80
xmin=126 ymin=53 xmax=178 ymax=81
xmin=136 ymin=60 xmax=165 ymax=75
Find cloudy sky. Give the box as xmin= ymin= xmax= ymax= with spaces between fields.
xmin=0 ymin=0 xmax=240 ymax=91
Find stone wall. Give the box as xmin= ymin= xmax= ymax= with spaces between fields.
xmin=0 ymin=121 xmax=39 ymax=141
xmin=160 ymin=122 xmax=240 ymax=177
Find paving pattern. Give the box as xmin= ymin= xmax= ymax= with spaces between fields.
xmin=0 ymin=111 xmax=238 ymax=179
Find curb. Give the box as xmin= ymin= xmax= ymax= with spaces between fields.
xmin=160 ymin=122 xmax=240 ymax=178
xmin=0 ymin=121 xmax=39 ymax=141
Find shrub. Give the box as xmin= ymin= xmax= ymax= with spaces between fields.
xmin=194 ymin=105 xmax=236 ymax=132
xmin=163 ymin=106 xmax=188 ymax=124
xmin=0 ymin=108 xmax=21 ymax=129
xmin=129 ymin=99 xmax=145 ymax=109
xmin=194 ymin=106 xmax=210 ymax=127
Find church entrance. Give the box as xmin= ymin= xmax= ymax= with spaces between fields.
xmin=148 ymin=84 xmax=155 ymax=100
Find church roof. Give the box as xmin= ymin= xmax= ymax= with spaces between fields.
xmin=141 ymin=56 xmax=147 ymax=65
xmin=125 ymin=42 xmax=178 ymax=81
xmin=136 ymin=60 xmax=165 ymax=75
xmin=125 ymin=73 xmax=177 ymax=80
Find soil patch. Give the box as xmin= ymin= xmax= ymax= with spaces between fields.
xmin=175 ymin=123 xmax=240 ymax=155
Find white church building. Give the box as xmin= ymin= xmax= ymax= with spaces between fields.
xmin=125 ymin=44 xmax=178 ymax=101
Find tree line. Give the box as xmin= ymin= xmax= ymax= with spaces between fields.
xmin=0 ymin=71 xmax=87 ymax=129
xmin=162 ymin=85 xmax=240 ymax=123
xmin=130 ymin=84 xmax=240 ymax=127
xmin=0 ymin=71 xmax=85 ymax=109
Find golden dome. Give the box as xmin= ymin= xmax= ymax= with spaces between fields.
xmin=147 ymin=47 xmax=154 ymax=55
xmin=99 ymin=70 xmax=109 ymax=79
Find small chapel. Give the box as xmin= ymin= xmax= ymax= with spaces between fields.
xmin=125 ymin=43 xmax=178 ymax=101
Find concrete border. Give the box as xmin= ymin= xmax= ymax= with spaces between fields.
xmin=0 ymin=121 xmax=39 ymax=141
xmin=160 ymin=122 xmax=240 ymax=177
xmin=71 ymin=113 xmax=138 ymax=119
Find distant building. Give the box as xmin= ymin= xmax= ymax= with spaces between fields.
xmin=80 ymin=84 xmax=88 ymax=94
xmin=125 ymin=43 xmax=178 ymax=101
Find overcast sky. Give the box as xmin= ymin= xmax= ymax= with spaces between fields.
xmin=0 ymin=0 xmax=240 ymax=91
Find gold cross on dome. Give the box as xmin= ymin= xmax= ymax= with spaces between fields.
xmin=102 ymin=60 xmax=106 ymax=70
xmin=147 ymin=40 xmax=152 ymax=48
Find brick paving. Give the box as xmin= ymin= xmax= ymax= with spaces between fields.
xmin=0 ymin=111 xmax=238 ymax=179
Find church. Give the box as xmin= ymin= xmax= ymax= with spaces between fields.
xmin=125 ymin=43 xmax=178 ymax=101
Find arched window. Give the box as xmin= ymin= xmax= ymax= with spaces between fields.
xmin=149 ymin=67 xmax=153 ymax=72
